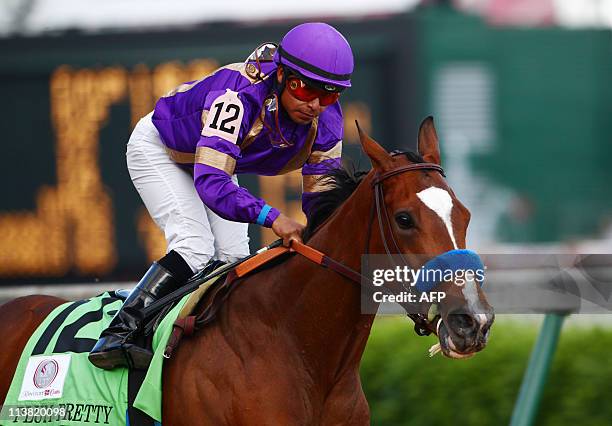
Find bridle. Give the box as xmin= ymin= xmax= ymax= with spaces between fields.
xmin=367 ymin=160 xmax=447 ymax=335
xmin=288 ymin=158 xmax=447 ymax=337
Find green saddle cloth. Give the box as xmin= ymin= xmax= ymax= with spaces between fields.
xmin=2 ymin=291 xmax=192 ymax=425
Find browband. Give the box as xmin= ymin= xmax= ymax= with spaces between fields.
xmin=372 ymin=163 xmax=446 ymax=186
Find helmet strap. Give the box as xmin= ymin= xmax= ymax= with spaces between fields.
xmin=262 ymin=93 xmax=293 ymax=147
xmin=273 ymin=93 xmax=293 ymax=147
xmin=273 ymin=65 xmax=289 ymax=97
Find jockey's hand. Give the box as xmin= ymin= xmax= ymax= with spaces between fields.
xmin=272 ymin=214 xmax=305 ymax=247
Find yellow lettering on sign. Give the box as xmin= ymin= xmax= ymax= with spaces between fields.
xmin=0 ymin=66 xmax=125 ymax=277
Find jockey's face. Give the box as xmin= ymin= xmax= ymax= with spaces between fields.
xmin=277 ymin=68 xmax=328 ymax=125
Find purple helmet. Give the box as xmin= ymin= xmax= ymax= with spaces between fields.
xmin=274 ymin=22 xmax=354 ymax=89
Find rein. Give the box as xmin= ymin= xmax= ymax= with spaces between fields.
xmin=289 ymin=161 xmax=446 ymax=336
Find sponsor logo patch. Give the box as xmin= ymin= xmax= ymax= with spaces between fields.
xmin=34 ymin=359 xmax=59 ymax=389
xmin=19 ymin=354 xmax=71 ymax=401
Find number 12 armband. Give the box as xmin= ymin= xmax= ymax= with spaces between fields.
xmin=201 ymin=89 xmax=245 ymax=145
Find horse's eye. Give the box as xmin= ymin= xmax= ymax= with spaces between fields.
xmin=395 ymin=212 xmax=415 ymax=230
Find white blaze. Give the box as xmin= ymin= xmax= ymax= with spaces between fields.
xmin=416 ymin=187 xmax=458 ymax=249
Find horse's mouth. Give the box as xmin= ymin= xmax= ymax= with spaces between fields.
xmin=428 ymin=321 xmax=478 ymax=359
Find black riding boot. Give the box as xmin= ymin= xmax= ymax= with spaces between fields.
xmin=88 ymin=262 xmax=181 ymax=370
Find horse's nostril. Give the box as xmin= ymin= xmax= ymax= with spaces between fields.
xmin=448 ymin=313 xmax=476 ymax=336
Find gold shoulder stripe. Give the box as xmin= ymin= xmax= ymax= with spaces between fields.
xmin=307 ymin=140 xmax=342 ymax=164
xmin=222 ymin=63 xmax=259 ymax=84
xmin=218 ymin=63 xmax=274 ymax=85
xmin=195 ymin=147 xmax=236 ymax=175
xmin=302 ymin=174 xmax=334 ymax=193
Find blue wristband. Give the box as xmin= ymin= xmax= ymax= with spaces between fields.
xmin=256 ymin=204 xmax=272 ymax=226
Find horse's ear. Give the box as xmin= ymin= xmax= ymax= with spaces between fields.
xmin=355 ymin=121 xmax=392 ymax=170
xmin=418 ymin=116 xmax=441 ymax=165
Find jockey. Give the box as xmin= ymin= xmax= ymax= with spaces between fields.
xmin=89 ymin=22 xmax=354 ymax=370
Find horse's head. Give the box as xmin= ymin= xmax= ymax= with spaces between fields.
xmin=358 ymin=117 xmax=495 ymax=359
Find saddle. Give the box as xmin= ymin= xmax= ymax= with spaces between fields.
xmin=138 ymin=240 xmax=292 ymax=359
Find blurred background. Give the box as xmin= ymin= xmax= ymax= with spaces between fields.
xmin=0 ymin=0 xmax=611 ymax=424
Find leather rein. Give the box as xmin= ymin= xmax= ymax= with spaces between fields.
xmin=288 ymin=161 xmax=447 ymax=337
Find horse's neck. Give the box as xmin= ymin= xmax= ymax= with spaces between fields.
xmin=274 ymin=180 xmax=376 ymax=379
xmin=307 ymin=179 xmax=371 ymax=279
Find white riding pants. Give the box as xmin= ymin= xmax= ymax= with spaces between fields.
xmin=126 ymin=112 xmax=250 ymax=272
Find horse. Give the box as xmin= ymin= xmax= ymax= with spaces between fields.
xmin=0 ymin=117 xmax=494 ymax=425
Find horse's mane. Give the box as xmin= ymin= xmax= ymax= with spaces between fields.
xmin=303 ymin=151 xmax=424 ymax=241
